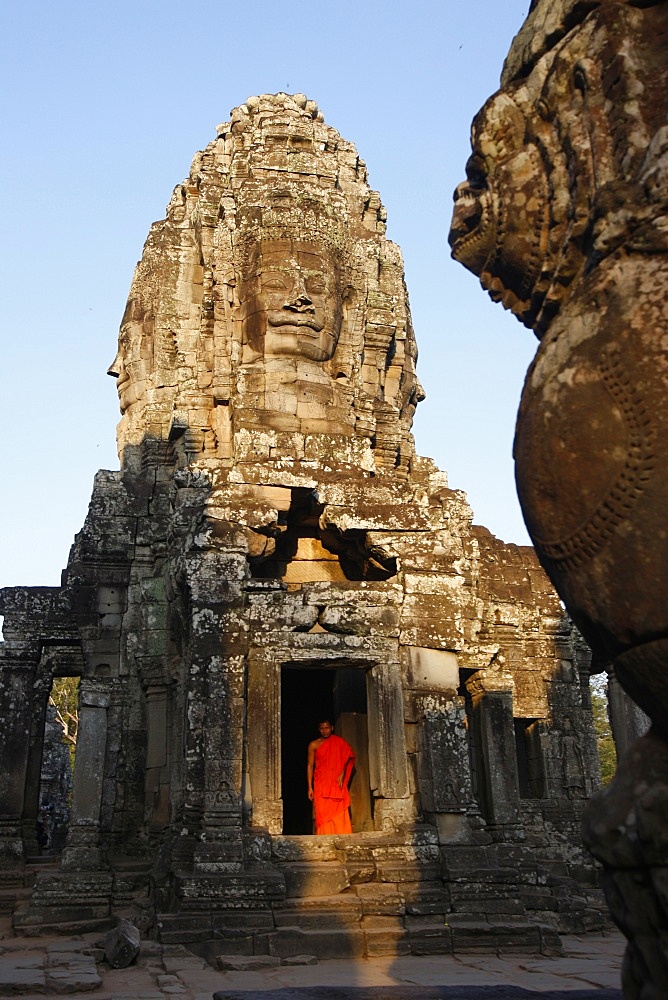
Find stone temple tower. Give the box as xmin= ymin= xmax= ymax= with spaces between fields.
xmin=1 ymin=95 xmax=610 ymax=958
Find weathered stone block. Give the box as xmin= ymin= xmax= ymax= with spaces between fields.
xmin=282 ymin=862 xmax=349 ymax=898
xmin=267 ymin=927 xmax=366 ymax=960
xmin=104 ymin=918 xmax=140 ymax=968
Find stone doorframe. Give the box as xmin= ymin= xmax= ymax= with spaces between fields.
xmin=246 ymin=635 xmax=411 ymax=834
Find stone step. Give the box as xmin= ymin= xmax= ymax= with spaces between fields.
xmin=267 ymin=926 xmax=367 ymax=960
xmin=406 ymin=921 xmax=454 ymax=956
xmin=271 ymin=836 xmax=340 ymax=863
xmin=271 ymin=828 xmax=439 ymax=865
xmin=174 ymin=868 xmax=286 ymax=908
xmin=108 ymin=856 xmax=153 ymax=871
xmin=0 ymin=889 xmax=18 ymax=915
xmin=25 ymin=855 xmax=58 ymax=867
xmin=274 ymin=893 xmax=362 ymax=929
xmin=13 ymin=912 xmax=113 ymax=937
xmin=157 ymin=909 xmax=278 ymax=948
xmin=445 ymin=915 xmax=561 ymax=955
xmin=375 ymin=861 xmax=442 ymax=884
xmin=352 ymin=883 xmax=405 ymax=914
xmin=280 ymin=861 xmax=349 ymax=898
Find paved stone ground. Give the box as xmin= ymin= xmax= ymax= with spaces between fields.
xmin=214 ymin=991 xmax=622 ymax=1000
xmin=0 ymin=918 xmax=624 ymax=999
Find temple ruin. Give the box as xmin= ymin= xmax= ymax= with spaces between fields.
xmin=0 ymin=93 xmax=614 ymax=960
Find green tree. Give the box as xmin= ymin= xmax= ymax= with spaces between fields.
xmin=590 ymin=674 xmax=617 ymax=785
xmin=49 ymin=677 xmax=79 ymax=771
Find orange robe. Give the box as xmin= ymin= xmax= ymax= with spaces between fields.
xmin=313 ymin=734 xmax=355 ymax=834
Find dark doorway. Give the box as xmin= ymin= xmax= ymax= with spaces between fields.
xmin=281 ymin=668 xmax=334 ymax=835
xmin=280 ymin=666 xmax=372 ymax=834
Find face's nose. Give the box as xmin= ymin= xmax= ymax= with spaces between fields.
xmin=107 ymin=351 xmax=122 ymax=378
xmin=453 ymin=180 xmax=470 ymax=203
xmin=285 ymin=270 xmax=314 ymax=312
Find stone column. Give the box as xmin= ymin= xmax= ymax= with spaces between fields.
xmin=186 ymin=544 xmax=248 ymax=873
xmin=607 ymin=667 xmax=650 ymax=762
xmin=192 ymin=647 xmax=246 ymax=873
xmin=417 ymin=695 xmax=475 ymax=813
xmin=367 ymin=659 xmax=412 ymax=829
xmin=135 ymin=653 xmax=172 ymax=834
xmin=20 ymin=668 xmax=52 ymax=859
xmin=467 ymin=678 xmax=521 ymax=830
xmin=144 ymin=683 xmax=170 ymax=831
xmin=61 ymin=679 xmax=110 ymax=871
xmin=247 ymin=651 xmax=281 ymax=834
xmin=405 ymin=646 xmax=477 ymax=839
xmin=0 ymin=657 xmax=37 ymax=875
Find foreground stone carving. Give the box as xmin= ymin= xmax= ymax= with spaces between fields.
xmin=450 ymin=1 xmax=668 ymax=994
xmin=1 ymin=94 xmax=608 ymax=959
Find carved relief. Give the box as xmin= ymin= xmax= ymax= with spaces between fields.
xmin=450 ymin=0 xmax=668 ymax=663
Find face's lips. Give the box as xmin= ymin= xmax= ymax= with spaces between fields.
xmin=267 ymin=312 xmax=323 ymax=331
xmin=449 ymin=189 xmax=483 ymax=248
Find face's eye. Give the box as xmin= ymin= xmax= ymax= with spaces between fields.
xmin=465 ymin=153 xmax=487 ymax=191
xmin=305 ymin=275 xmax=326 ymax=295
xmin=261 ymin=271 xmax=290 ymax=292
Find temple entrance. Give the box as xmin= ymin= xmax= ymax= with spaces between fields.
xmin=280 ymin=666 xmax=373 ymax=834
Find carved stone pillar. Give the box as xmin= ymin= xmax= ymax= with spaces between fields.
xmin=61 ymin=679 xmax=110 ymax=871
xmin=607 ymin=667 xmax=650 ymax=763
xmin=186 ymin=544 xmax=248 ymax=873
xmin=135 ymin=654 xmax=172 ymax=834
xmin=0 ymin=658 xmax=36 ymax=877
xmin=247 ymin=650 xmax=281 ymax=834
xmin=192 ymin=648 xmax=245 ymax=874
xmin=367 ymin=659 xmax=412 ymax=830
xmin=417 ymin=694 xmax=475 ymax=815
xmin=20 ymin=667 xmax=52 ymax=859
xmin=144 ymin=684 xmax=170 ymax=831
xmin=467 ymin=678 xmax=521 ymax=831
xmin=405 ymin=646 xmax=477 ymax=839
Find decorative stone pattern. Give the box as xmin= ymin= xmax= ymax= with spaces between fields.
xmin=1 ymin=94 xmax=608 ymax=959
xmin=449 ymin=1 xmax=668 ymax=994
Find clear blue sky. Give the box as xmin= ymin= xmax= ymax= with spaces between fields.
xmin=0 ymin=0 xmax=535 ymax=589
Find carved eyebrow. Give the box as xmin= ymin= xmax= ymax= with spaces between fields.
xmin=261 ymin=270 xmax=291 ymax=282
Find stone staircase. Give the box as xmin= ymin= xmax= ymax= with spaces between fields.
xmin=12 ymin=856 xmax=153 ymax=937
xmin=158 ymin=826 xmax=571 ymax=962
xmin=11 ymin=823 xmax=607 ymax=959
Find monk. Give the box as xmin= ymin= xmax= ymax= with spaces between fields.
xmin=307 ymin=720 xmax=355 ymax=834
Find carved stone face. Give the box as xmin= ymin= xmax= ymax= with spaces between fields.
xmin=107 ymin=317 xmax=150 ymax=414
xmin=449 ymin=92 xmax=549 ymax=326
xmin=240 ymin=239 xmax=343 ymax=362
xmin=448 ymin=148 xmax=497 ymax=278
